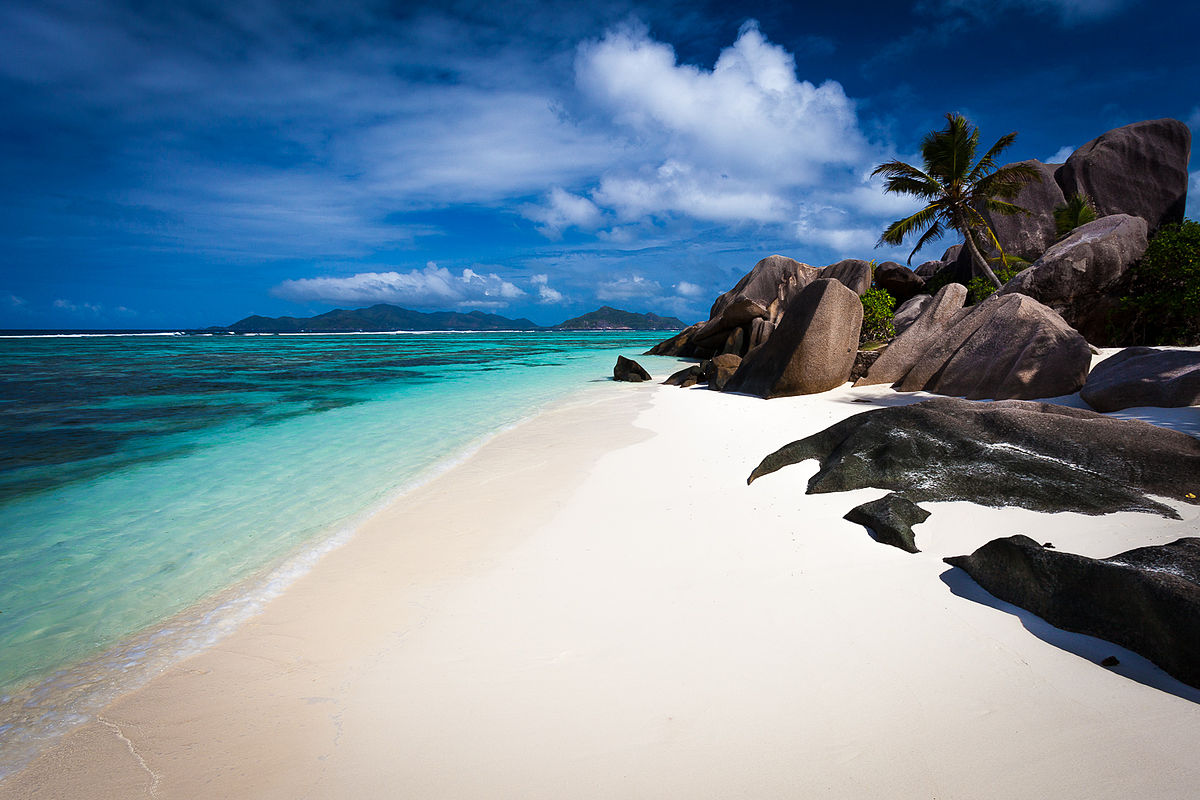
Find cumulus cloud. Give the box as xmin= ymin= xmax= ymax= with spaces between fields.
xmin=273 ymin=262 xmax=526 ymax=309
xmin=530 ymin=273 xmax=566 ymax=304
xmin=673 ymin=281 xmax=706 ymax=298
xmin=595 ymin=275 xmax=662 ymax=301
xmin=521 ymin=187 xmax=604 ymax=238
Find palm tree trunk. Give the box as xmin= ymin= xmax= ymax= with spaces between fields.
xmin=962 ymin=229 xmax=1003 ymax=290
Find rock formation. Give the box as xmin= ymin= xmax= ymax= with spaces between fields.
xmin=1080 ymin=347 xmax=1200 ymax=412
xmin=979 ymin=159 xmax=1065 ymax=262
xmin=747 ymin=396 xmax=1200 ymax=518
xmin=856 ymin=283 xmax=967 ymax=388
xmin=613 ymin=356 xmax=651 ymax=382
xmin=723 ymin=279 xmax=863 ymax=398
xmin=873 ymin=262 xmax=926 ymax=303
xmin=894 ymin=292 xmax=1091 ymax=400
xmin=891 ymin=295 xmax=933 ymax=335
xmin=946 ymin=536 xmax=1200 ymax=689
xmin=701 ymin=354 xmax=742 ymax=391
xmin=817 ymin=259 xmax=873 ymax=296
xmin=843 ymin=493 xmax=931 ymax=553
xmin=663 ymin=365 xmax=704 ymax=387
xmin=1056 ymin=118 xmax=1191 ymax=231
xmin=997 ymin=214 xmax=1148 ymax=342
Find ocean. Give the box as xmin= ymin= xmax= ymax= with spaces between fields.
xmin=0 ymin=330 xmax=676 ymax=776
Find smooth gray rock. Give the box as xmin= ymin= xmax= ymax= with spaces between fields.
xmin=710 ymin=254 xmax=819 ymax=325
xmin=895 ymin=292 xmax=1091 ymax=400
xmin=997 ymin=214 xmax=1148 ymax=341
xmin=914 ymin=260 xmax=944 ymax=279
xmin=1081 ymin=347 xmax=1200 ymax=412
xmin=747 ymin=396 xmax=1200 ymax=518
xmin=980 ymin=159 xmax=1065 ymax=262
xmin=891 ymin=294 xmax=933 ymax=336
xmin=613 ymin=355 xmax=651 ymax=382
xmin=856 ymin=283 xmax=967 ymax=387
xmin=724 ymin=279 xmax=863 ymax=398
xmin=818 ymin=259 xmax=873 ymax=296
xmin=946 ymin=536 xmax=1200 ymax=689
xmin=874 ymin=262 xmax=925 ymax=303
xmin=663 ymin=364 xmax=705 ymax=387
xmin=844 ymin=493 xmax=931 ymax=553
xmin=1056 ymin=118 xmax=1191 ymax=231
xmin=701 ymin=353 xmax=742 ymax=391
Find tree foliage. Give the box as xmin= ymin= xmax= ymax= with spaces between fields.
xmin=1122 ymin=219 xmax=1200 ymax=345
xmin=873 ymin=113 xmax=1040 ymax=289
xmin=860 ymin=287 xmax=896 ymax=344
xmin=1053 ymin=193 xmax=1098 ymax=239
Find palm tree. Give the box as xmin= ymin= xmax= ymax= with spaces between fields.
xmin=1053 ymin=192 xmax=1098 ymax=239
xmin=872 ymin=113 xmax=1041 ymax=289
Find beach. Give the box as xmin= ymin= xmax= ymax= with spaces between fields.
xmin=3 ymin=373 xmax=1200 ymax=799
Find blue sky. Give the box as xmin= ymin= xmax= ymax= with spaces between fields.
xmin=1 ymin=0 xmax=1197 ymax=328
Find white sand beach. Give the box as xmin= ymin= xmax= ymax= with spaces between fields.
xmin=3 ymin=374 xmax=1200 ymax=799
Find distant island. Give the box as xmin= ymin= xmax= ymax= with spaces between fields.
xmin=225 ymin=304 xmax=685 ymax=333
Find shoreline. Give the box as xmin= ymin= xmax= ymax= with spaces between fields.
xmin=3 ymin=377 xmax=1199 ymax=798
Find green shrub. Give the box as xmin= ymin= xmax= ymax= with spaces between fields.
xmin=1122 ymin=219 xmax=1200 ymax=345
xmin=860 ymin=287 xmax=896 ymax=343
xmin=966 ymin=259 xmax=1029 ymax=305
xmin=1053 ymin=193 xmax=1098 ymax=239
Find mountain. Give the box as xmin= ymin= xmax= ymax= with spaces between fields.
xmin=227 ymin=304 xmax=541 ymax=332
xmin=552 ymin=306 xmax=686 ymax=331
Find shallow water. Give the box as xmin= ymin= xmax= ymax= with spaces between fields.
xmin=0 ymin=330 xmax=677 ymax=773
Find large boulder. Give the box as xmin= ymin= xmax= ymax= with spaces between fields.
xmin=613 ymin=356 xmax=651 ymax=382
xmin=710 ymin=254 xmax=819 ymax=324
xmin=817 ymin=259 xmax=872 ymax=296
xmin=914 ymin=260 xmax=944 ymax=279
xmin=856 ymin=283 xmax=967 ymax=387
xmin=895 ymin=292 xmax=1091 ymax=400
xmin=747 ymin=396 xmax=1200 ymax=518
xmin=645 ymin=322 xmax=702 ymax=357
xmin=997 ymin=214 xmax=1148 ymax=341
xmin=701 ymin=354 xmax=742 ymax=391
xmin=946 ymin=536 xmax=1200 ymax=689
xmin=844 ymin=493 xmax=931 ymax=554
xmin=663 ymin=364 xmax=705 ymax=387
xmin=724 ymin=279 xmax=863 ymax=398
xmin=891 ymin=294 xmax=933 ymax=335
xmin=1055 ymin=118 xmax=1191 ymax=231
xmin=1080 ymin=347 xmax=1200 ymax=412
xmin=979 ymin=159 xmax=1065 ymax=262
xmin=873 ymin=261 xmax=925 ymax=303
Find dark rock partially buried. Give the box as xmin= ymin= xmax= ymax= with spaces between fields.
xmin=701 ymin=354 xmax=742 ymax=391
xmin=1080 ymin=347 xmax=1200 ymax=412
xmin=613 ymin=356 xmax=651 ymax=382
xmin=945 ymin=536 xmax=1200 ymax=689
xmin=664 ymin=365 xmax=705 ymax=387
xmin=844 ymin=493 xmax=931 ymax=554
xmin=747 ymin=397 xmax=1200 ymax=518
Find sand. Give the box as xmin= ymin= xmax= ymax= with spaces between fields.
xmin=3 ymin=374 xmax=1199 ymax=799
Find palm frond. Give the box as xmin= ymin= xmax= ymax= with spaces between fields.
xmin=880 ymin=176 xmax=942 ymax=200
xmin=983 ymin=198 xmax=1028 ymax=217
xmin=968 ymin=131 xmax=1018 ymax=181
xmin=975 ymin=162 xmax=1041 ymax=198
xmin=878 ymin=202 xmax=943 ymax=247
xmin=870 ymin=160 xmax=935 ymax=184
xmin=907 ymin=219 xmax=946 ymax=264
xmin=922 ymin=113 xmax=978 ymax=183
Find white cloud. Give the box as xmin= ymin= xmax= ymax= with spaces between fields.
xmin=273 ymin=263 xmax=526 ymax=309
xmin=673 ymin=281 xmax=706 ymax=298
xmin=530 ymin=273 xmax=566 ymax=304
xmin=595 ymin=275 xmax=662 ymax=301
xmin=595 ymin=160 xmax=790 ymax=224
xmin=1045 ymin=145 xmax=1075 ymax=163
xmin=521 ymin=187 xmax=604 ymax=238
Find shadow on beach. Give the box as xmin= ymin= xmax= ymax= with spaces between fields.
xmin=939 ymin=566 xmax=1200 ymax=705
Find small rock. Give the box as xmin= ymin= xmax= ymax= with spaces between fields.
xmin=663 ymin=365 xmax=704 ymax=387
xmin=1101 ymin=656 xmax=1121 ymax=668
xmin=613 ymin=355 xmax=651 ymax=382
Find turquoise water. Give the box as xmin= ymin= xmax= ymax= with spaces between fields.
xmin=0 ymin=331 xmax=677 ymax=773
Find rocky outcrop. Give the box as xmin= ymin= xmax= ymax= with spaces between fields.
xmin=891 ymin=294 xmax=933 ymax=335
xmin=997 ymin=214 xmax=1148 ymax=341
xmin=849 ymin=348 xmax=883 ymax=382
xmin=1056 ymin=118 xmax=1191 ymax=231
xmin=894 ymin=292 xmax=1091 ymax=400
xmin=856 ymin=283 xmax=967 ymax=388
xmin=914 ymin=260 xmax=944 ymax=279
xmin=979 ymin=159 xmax=1065 ymax=262
xmin=1080 ymin=347 xmax=1200 ymax=412
xmin=945 ymin=536 xmax=1200 ymax=689
xmin=663 ymin=365 xmax=704 ymax=387
xmin=645 ymin=322 xmax=702 ymax=357
xmin=613 ymin=356 xmax=651 ymax=382
xmin=724 ymin=279 xmax=863 ymax=398
xmin=701 ymin=354 xmax=742 ymax=391
xmin=747 ymin=396 xmax=1200 ymax=518
xmin=818 ymin=259 xmax=873 ymax=296
xmin=844 ymin=493 xmax=931 ymax=554
xmin=710 ymin=255 xmax=819 ymax=323
xmin=873 ymin=262 xmax=925 ymax=303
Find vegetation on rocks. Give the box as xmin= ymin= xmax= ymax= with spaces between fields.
xmin=1053 ymin=193 xmax=1098 ymax=239
xmin=860 ymin=287 xmax=896 ymax=343
xmin=967 ymin=259 xmax=1028 ymax=304
xmin=1122 ymin=219 xmax=1200 ymax=345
